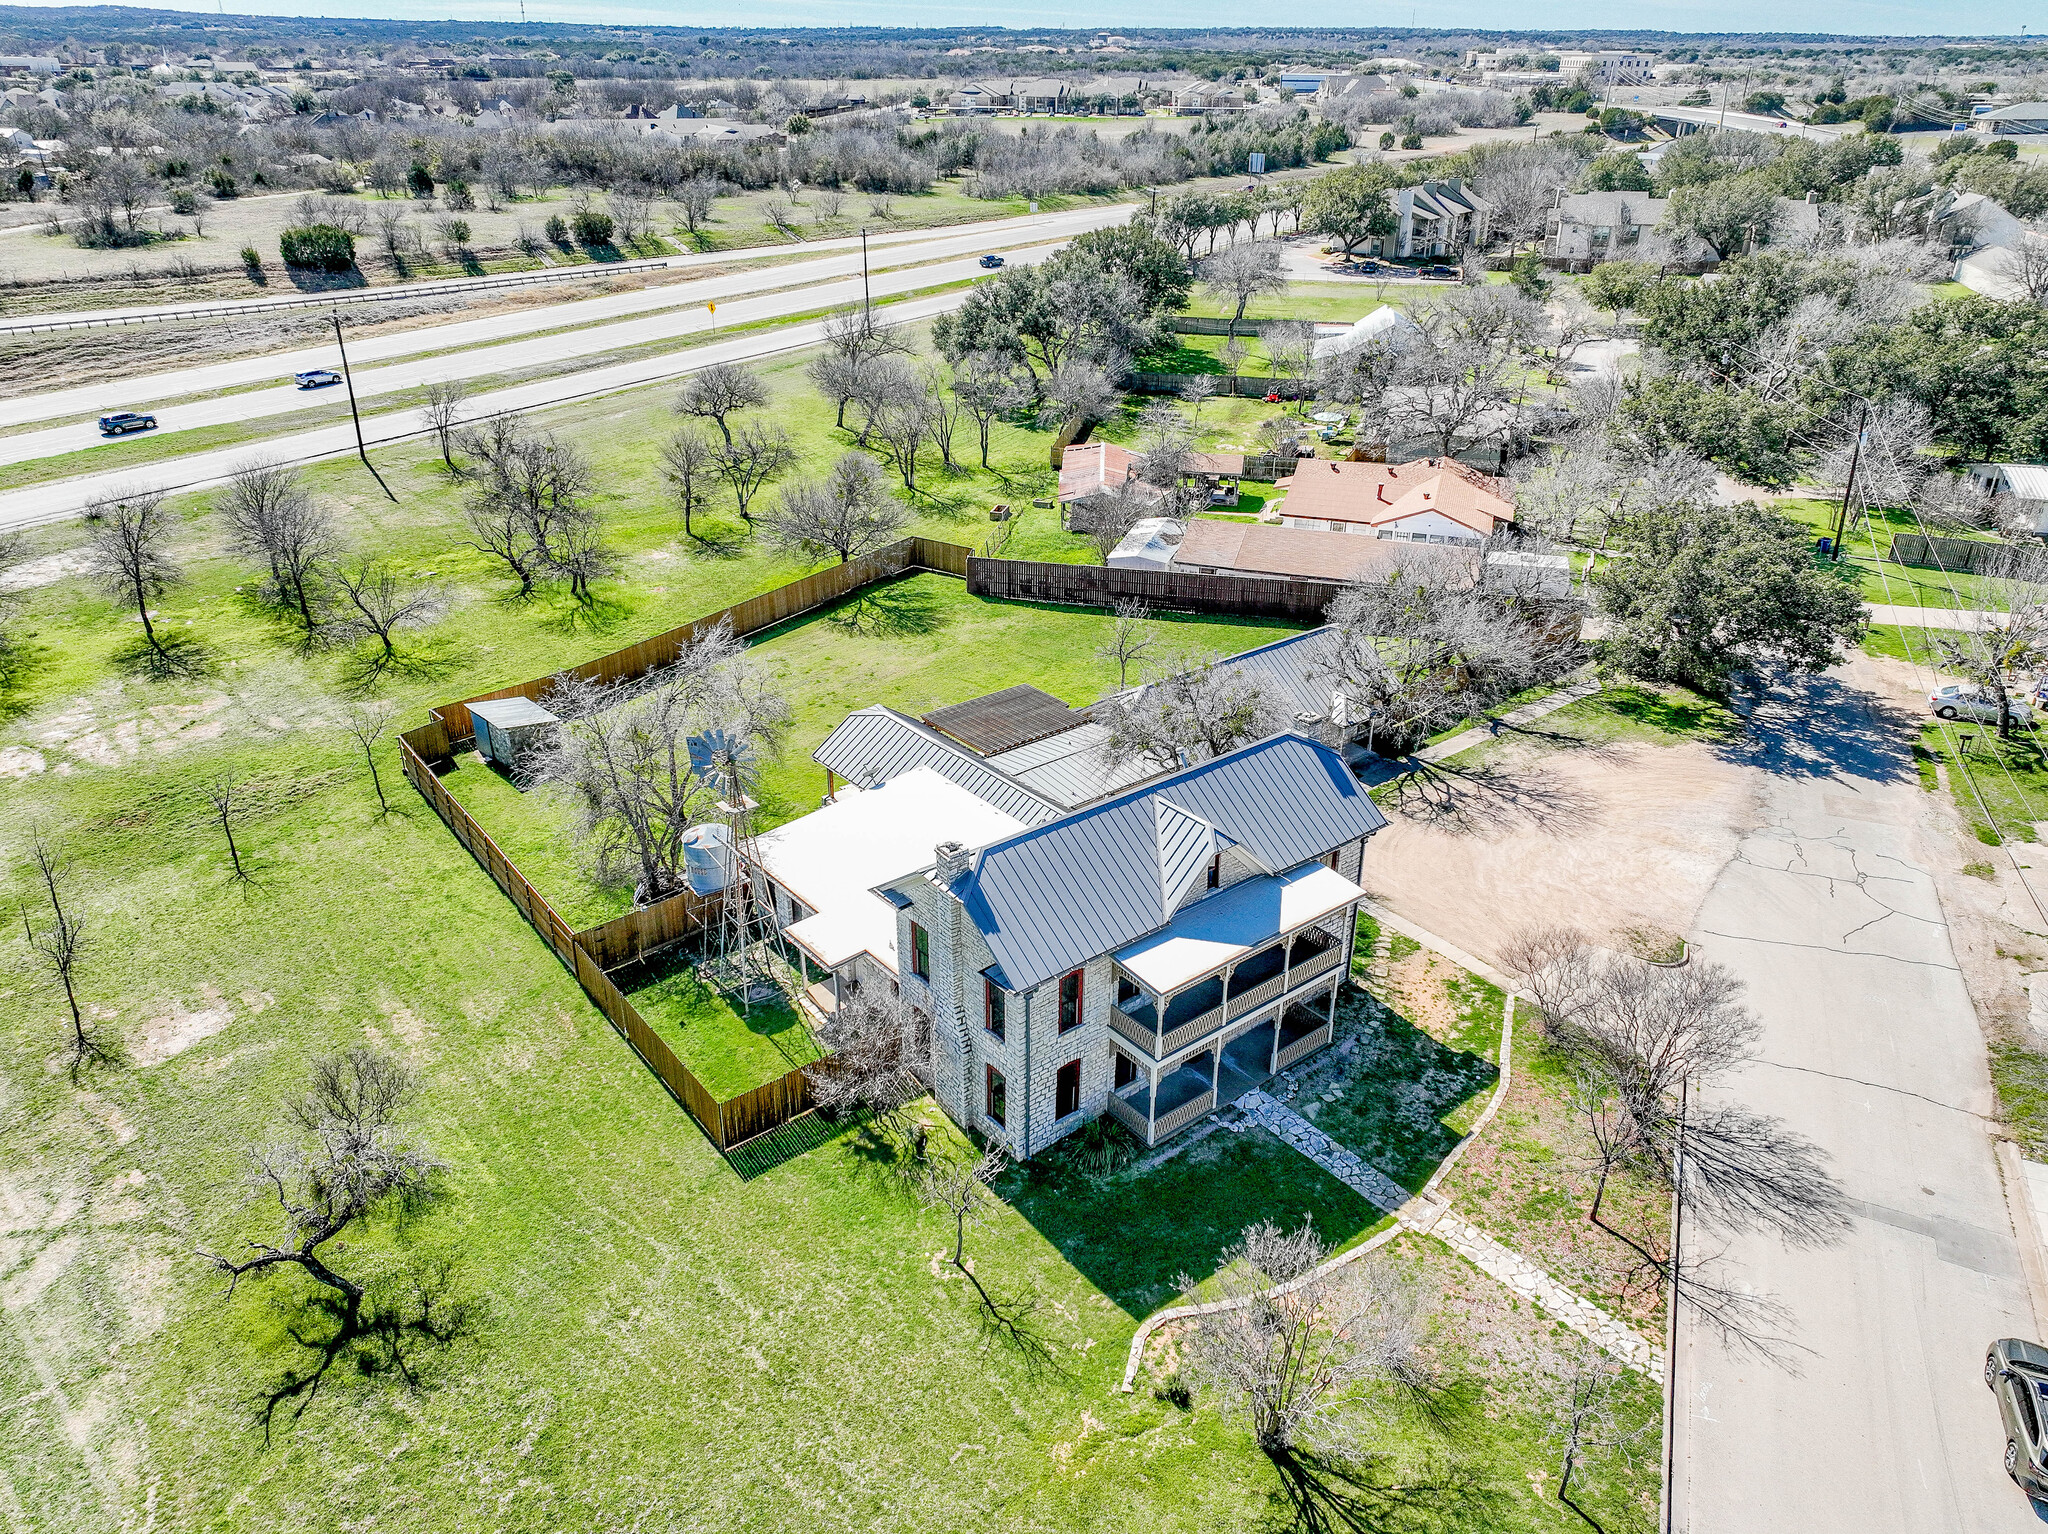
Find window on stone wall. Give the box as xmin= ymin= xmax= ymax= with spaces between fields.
xmin=1056 ymin=1059 xmax=1081 ymax=1119
xmin=1058 ymin=969 xmax=1084 ymax=1033
xmin=985 ymin=1064 xmax=1006 ymax=1127
xmin=909 ymin=922 xmax=929 ymax=980
xmin=984 ymin=978 xmax=1006 ymax=1041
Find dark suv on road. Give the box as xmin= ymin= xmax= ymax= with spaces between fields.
xmin=1988 ymin=1338 xmax=2048 ymax=1501
xmin=97 ymin=411 xmax=156 ymax=435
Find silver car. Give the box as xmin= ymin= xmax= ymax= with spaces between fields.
xmin=1988 ymin=1338 xmax=2048 ymax=1502
xmin=1929 ymin=684 xmax=2033 ymax=728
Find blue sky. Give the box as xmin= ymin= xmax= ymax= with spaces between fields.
xmin=17 ymin=0 xmax=2036 ymax=39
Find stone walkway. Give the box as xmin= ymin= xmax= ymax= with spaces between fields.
xmin=1237 ymin=1089 xmax=1663 ymax=1376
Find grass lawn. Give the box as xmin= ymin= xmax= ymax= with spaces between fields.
xmin=619 ymin=946 xmax=821 ymax=1097
xmin=1287 ymin=937 xmax=1505 ymax=1193
xmin=0 ymin=304 xmax=1653 ymax=1532
xmin=1182 ymin=280 xmax=1447 ymax=325
xmin=1913 ymin=718 xmax=2048 ymax=847
xmin=1777 ymin=495 xmax=2008 ymax=612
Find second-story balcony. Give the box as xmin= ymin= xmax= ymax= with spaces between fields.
xmin=1107 ymin=860 xmax=1363 ymax=1064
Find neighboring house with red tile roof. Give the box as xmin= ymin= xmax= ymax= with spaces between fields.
xmin=1272 ymin=457 xmax=1514 ymax=546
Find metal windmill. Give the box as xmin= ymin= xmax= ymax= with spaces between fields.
xmin=687 ymin=728 xmax=779 ymax=1010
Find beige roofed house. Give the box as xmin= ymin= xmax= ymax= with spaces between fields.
xmin=1171 ymin=521 xmax=1473 ymax=583
xmin=1274 ymin=458 xmax=1515 ymax=546
xmin=1059 ymin=441 xmax=1167 ymax=532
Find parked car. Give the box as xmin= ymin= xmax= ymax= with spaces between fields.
xmin=1929 ymin=684 xmax=2034 ymax=727
xmin=1988 ymin=1339 xmax=2048 ymax=1501
xmin=1423 ymin=264 xmax=1460 ymax=280
xmin=1353 ymin=259 xmax=1384 ymax=274
xmin=96 ymin=411 xmax=156 ymax=435
xmin=978 ymin=254 xmax=1005 ymax=269
xmin=293 ymin=368 xmax=341 ymax=389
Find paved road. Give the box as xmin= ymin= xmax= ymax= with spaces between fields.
xmin=1648 ymin=105 xmax=1850 ymax=142
xmin=3 ymin=204 xmax=1132 ymax=435
xmin=1671 ymin=666 xmax=2034 ymax=1532
xmin=0 ymin=289 xmax=971 ymax=532
xmin=0 ymin=240 xmax=1083 ymax=469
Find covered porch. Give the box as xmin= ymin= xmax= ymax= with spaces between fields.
xmin=1105 ymin=986 xmax=1341 ymax=1147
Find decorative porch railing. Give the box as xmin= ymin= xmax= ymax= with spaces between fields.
xmin=1106 ymin=1086 xmax=1152 ymax=1140
xmin=1151 ymin=1088 xmax=1218 ymax=1143
xmin=1275 ymin=1020 xmax=1334 ymax=1072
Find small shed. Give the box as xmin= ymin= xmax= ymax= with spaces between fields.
xmin=469 ymin=696 xmax=559 ymax=770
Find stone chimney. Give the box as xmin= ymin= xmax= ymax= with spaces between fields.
xmin=934 ymin=841 xmax=971 ymax=882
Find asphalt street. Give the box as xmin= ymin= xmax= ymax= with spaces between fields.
xmin=0 ymin=288 xmax=969 ymax=531
xmin=1672 ymin=667 xmax=2035 ymax=1532
xmin=2 ymin=203 xmax=1133 ymax=436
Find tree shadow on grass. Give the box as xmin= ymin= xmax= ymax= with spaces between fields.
xmin=335 ymin=636 xmax=463 ymax=696
xmin=249 ymin=1256 xmax=485 ymax=1446
xmin=1261 ymin=1443 xmax=1504 ymax=1534
xmin=534 ymin=590 xmax=637 ymax=640
xmin=109 ymin=629 xmax=210 ymax=680
xmin=828 ymin=578 xmax=950 ymax=638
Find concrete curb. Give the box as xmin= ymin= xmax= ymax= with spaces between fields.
xmin=1996 ymin=1139 xmax=2048 ymax=1337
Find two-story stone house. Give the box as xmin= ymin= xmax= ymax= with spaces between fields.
xmin=874 ymin=733 xmax=1387 ymax=1156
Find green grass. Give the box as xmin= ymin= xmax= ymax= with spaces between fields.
xmin=1182 ymin=280 xmax=1443 ymax=324
xmin=619 ymin=947 xmax=820 ymax=1097
xmin=1302 ymin=961 xmax=1504 ymax=1193
xmin=1914 ymin=720 xmax=2048 ymax=846
xmin=1777 ymin=495 xmax=2006 ymax=612
xmin=0 ymin=311 xmax=1657 ymax=1534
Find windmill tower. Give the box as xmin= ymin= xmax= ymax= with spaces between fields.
xmin=687 ymin=729 xmax=780 ymax=1011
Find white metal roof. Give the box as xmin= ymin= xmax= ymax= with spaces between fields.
xmin=467 ymin=696 xmax=559 ymax=729
xmin=752 ymin=767 xmax=1027 ymax=974
xmin=1985 ymin=463 xmax=2048 ymax=501
xmin=1115 ymin=861 xmax=1365 ymax=993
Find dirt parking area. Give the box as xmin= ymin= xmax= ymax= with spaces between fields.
xmin=1361 ymin=722 xmax=1759 ymax=971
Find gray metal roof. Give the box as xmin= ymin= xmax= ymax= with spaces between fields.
xmin=982 ymin=721 xmax=1157 ymax=809
xmin=932 ymin=732 xmax=1389 ymax=992
xmin=468 ymin=696 xmax=559 ymax=729
xmin=1092 ymin=627 xmax=1344 ymax=729
xmin=813 ymin=706 xmax=1062 ymax=828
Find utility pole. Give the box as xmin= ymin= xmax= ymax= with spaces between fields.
xmin=1829 ymin=399 xmax=1869 ymax=563
xmin=859 ymin=226 xmax=871 ymax=332
xmin=332 ymin=311 xmax=396 ymax=503
xmin=1660 ymin=1076 xmax=1688 ymax=1534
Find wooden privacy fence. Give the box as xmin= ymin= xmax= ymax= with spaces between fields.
xmin=398 ymin=729 xmax=815 ymax=1152
xmin=416 ymin=536 xmax=972 ymax=755
xmin=1888 ymin=533 xmax=2048 ymax=583
xmin=969 ymin=555 xmax=1347 ymax=623
xmin=1124 ymin=371 xmax=1313 ymax=400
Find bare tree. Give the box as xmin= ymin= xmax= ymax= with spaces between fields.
xmin=675 ymin=173 xmax=721 ymax=237
xmin=1182 ymin=1218 xmax=1427 ymax=1460
xmin=761 ymin=451 xmax=906 ymax=564
xmin=848 ymin=353 xmax=921 ymax=448
xmin=1318 ymin=549 xmax=1577 ymax=756
xmin=1928 ymin=578 xmax=2048 ymax=740
xmin=713 ymin=419 xmax=797 ymax=523
xmin=330 ymin=560 xmax=446 ymax=676
xmin=918 ymin=1145 xmax=1051 ymax=1366
xmin=532 ymin=625 xmax=790 ymax=900
xmin=460 ymin=419 xmax=601 ymax=598
xmin=219 ymin=461 xmax=336 ymax=642
xmin=1201 ymin=239 xmax=1289 ymax=343
xmin=920 ymin=363 xmax=962 ymax=470
xmin=1543 ymin=1339 xmax=1657 ymax=1531
xmin=1389 ymin=326 xmax=1519 ymax=459
xmin=1097 ymin=597 xmax=1157 ymax=688
xmin=1099 ymin=649 xmax=1283 ymax=771
xmin=84 ymin=489 xmax=185 ymax=672
xmin=951 ymin=351 xmax=1028 ymax=470
xmin=205 ymin=773 xmax=251 ymax=881
xmin=676 ymin=360 xmax=769 ymax=447
xmin=804 ymin=989 xmax=929 ymax=1146
xmin=871 ymin=392 xmax=933 ymax=492
xmin=420 ymin=380 xmax=467 ymax=467
xmin=1133 ymin=402 xmax=1206 ymax=516
xmin=20 ymin=829 xmax=108 ymax=1079
xmin=196 ymin=1048 xmax=467 ymax=1436
xmin=1997 ymin=231 xmax=2048 ymax=306
xmin=1533 ymin=931 xmax=1851 ymax=1358
xmin=343 ymin=700 xmax=397 ymax=813
xmin=1178 ymin=372 xmax=1219 ymax=425
xmin=658 ymin=425 xmax=720 ymax=542
xmin=810 ymin=306 xmax=912 ymax=430
xmin=1498 ymin=922 xmax=1601 ymax=1046
xmin=1036 ymin=360 xmax=1121 ymax=431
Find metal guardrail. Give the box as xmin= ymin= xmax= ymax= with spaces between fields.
xmin=0 ymin=256 xmax=676 ymax=336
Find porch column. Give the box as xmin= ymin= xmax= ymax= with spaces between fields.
xmin=1269 ymin=1014 xmax=1281 ymax=1074
xmin=1326 ymin=983 xmax=1339 ymax=1029
xmin=1209 ymin=1046 xmax=1221 ymax=1097
xmin=1145 ymin=1063 xmax=1161 ymax=1146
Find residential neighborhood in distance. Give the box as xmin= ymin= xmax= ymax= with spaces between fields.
xmin=8 ymin=9 xmax=2048 ymax=1534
